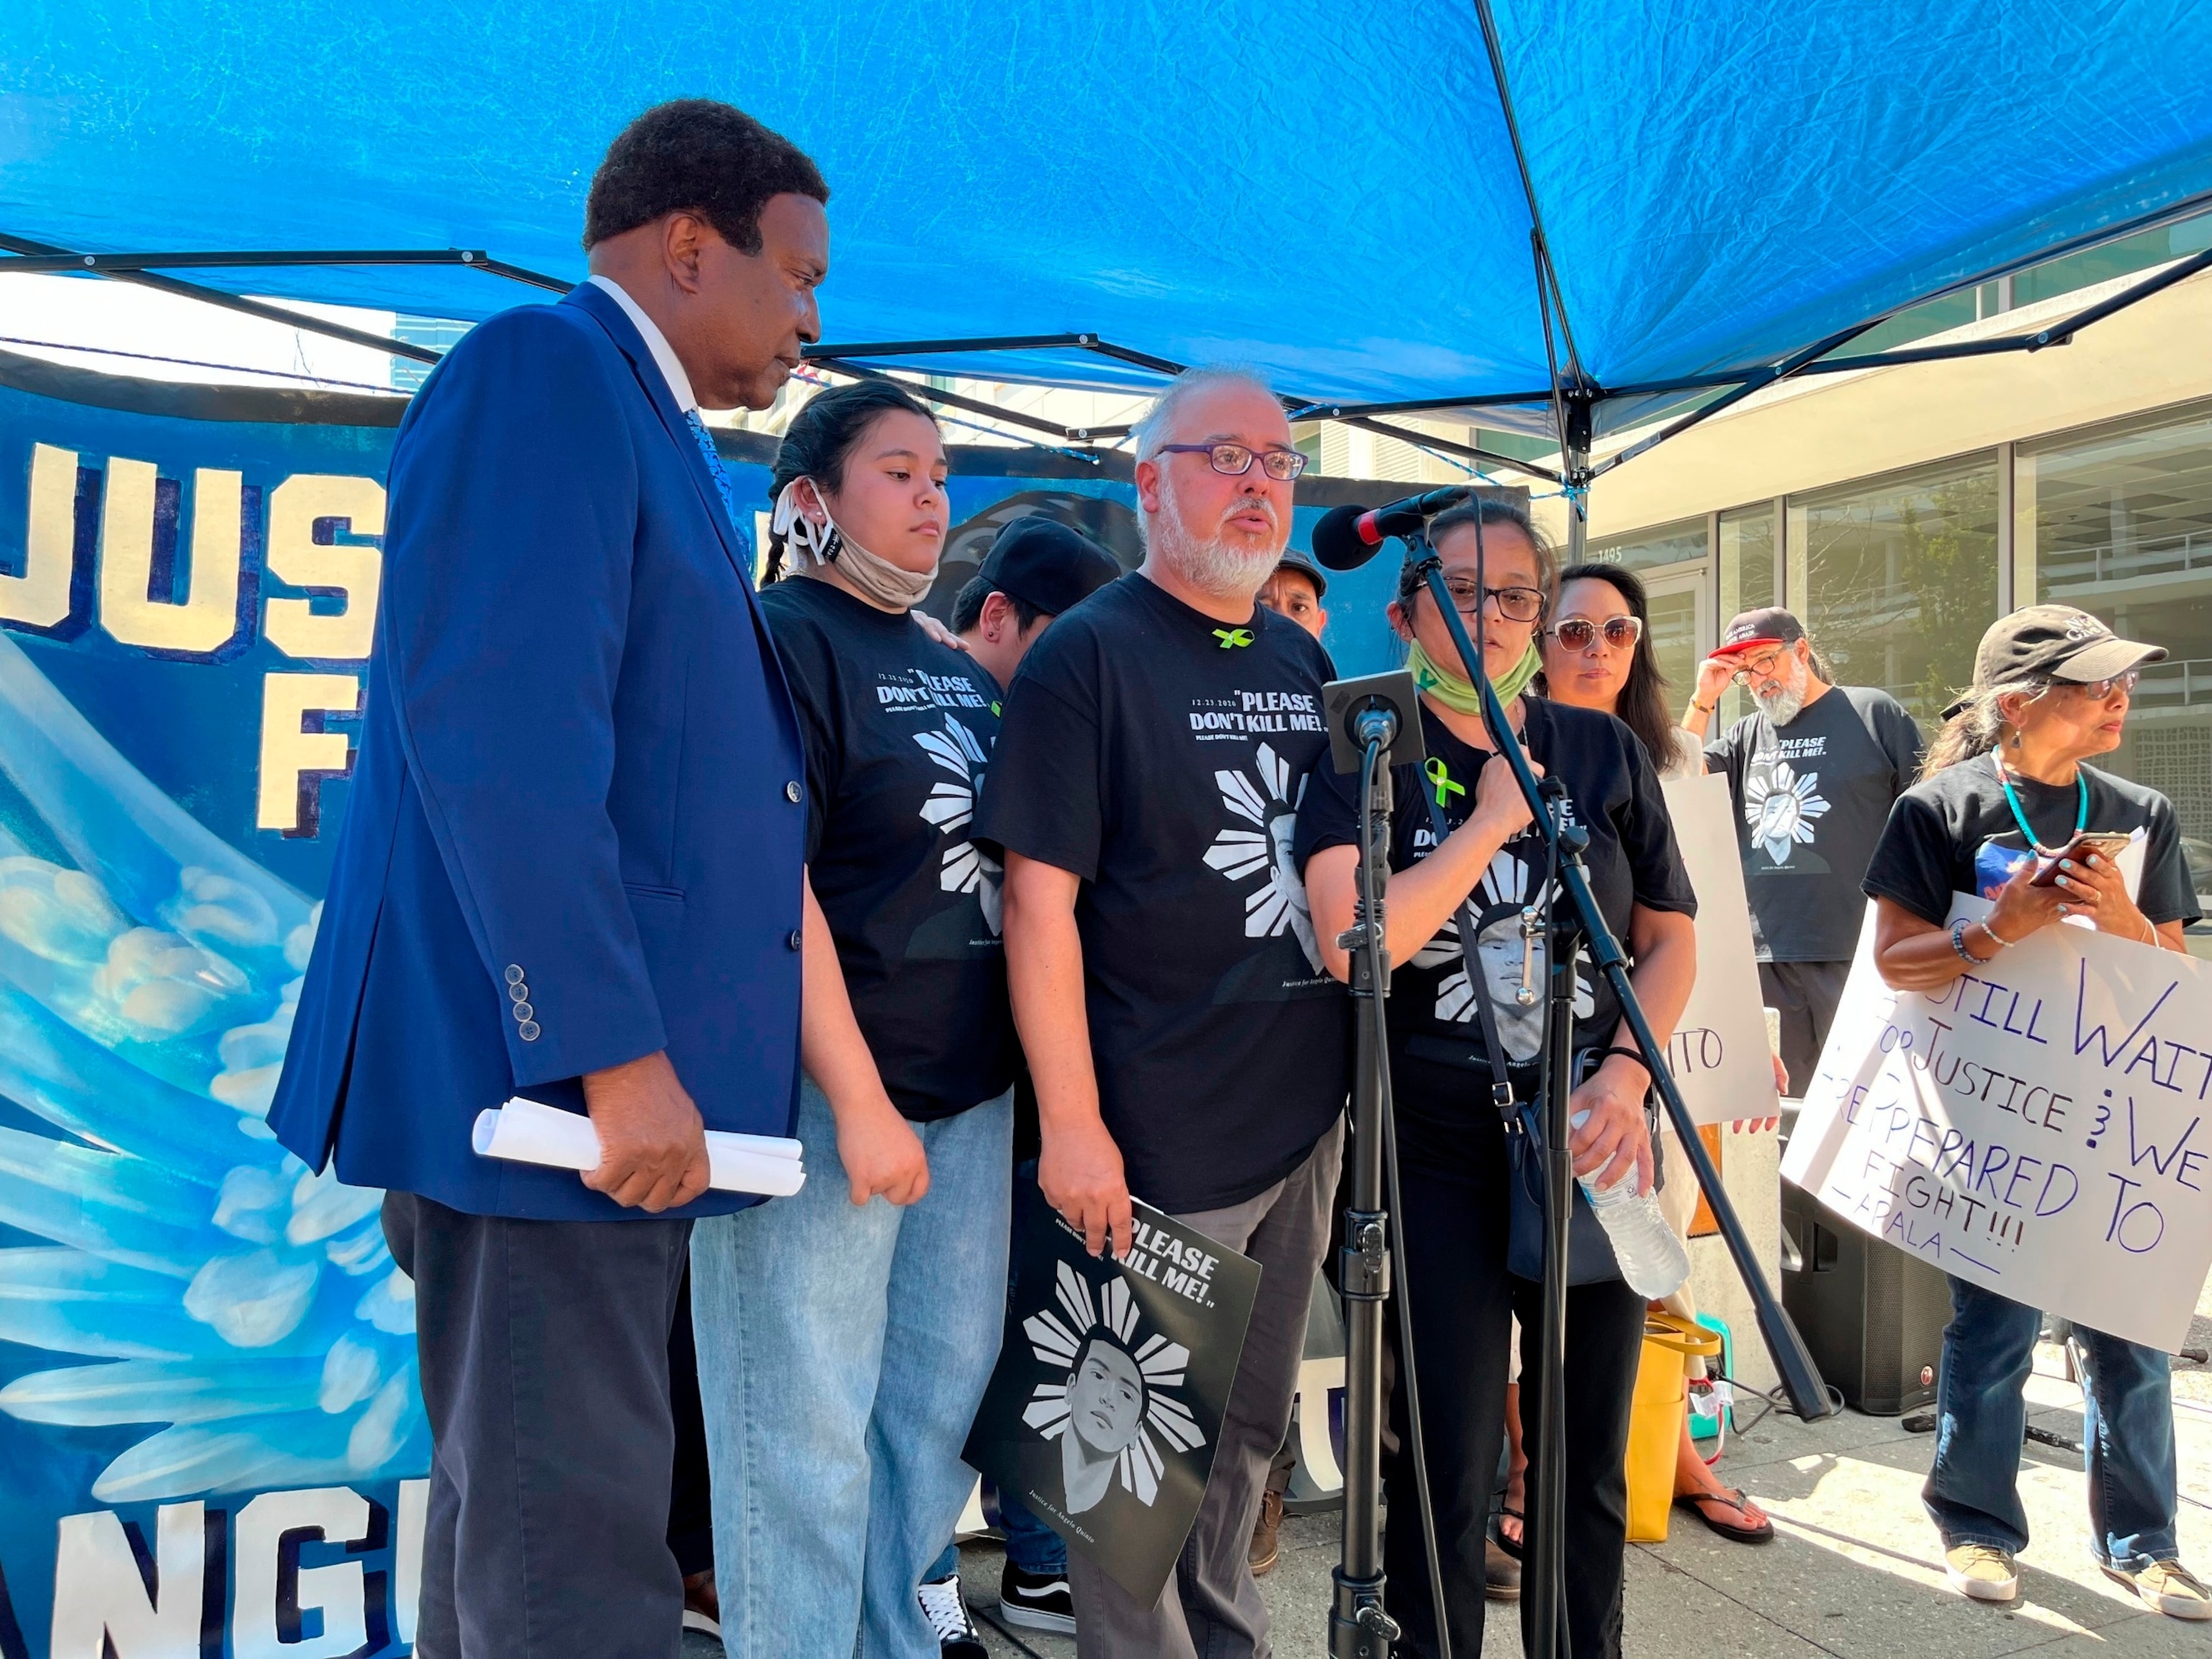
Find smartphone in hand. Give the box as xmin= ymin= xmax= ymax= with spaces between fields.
xmin=2026 ymin=830 xmax=2134 ymax=887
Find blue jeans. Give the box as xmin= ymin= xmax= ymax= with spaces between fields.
xmin=929 ymin=1156 xmax=1068 ymax=1586
xmin=692 ymin=1080 xmax=1013 ymax=1659
xmin=928 ymin=1491 xmax=1066 ymax=1583
xmin=1923 ymin=1276 xmax=2177 ymax=1569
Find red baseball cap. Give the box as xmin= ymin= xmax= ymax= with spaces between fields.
xmin=1710 ymin=606 xmax=1806 ymax=657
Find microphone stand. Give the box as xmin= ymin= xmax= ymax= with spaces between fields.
xmin=1402 ymin=510 xmax=1837 ymax=1659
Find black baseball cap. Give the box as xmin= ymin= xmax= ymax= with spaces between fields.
xmin=1270 ymin=547 xmax=1328 ymax=599
xmin=1960 ymin=605 xmax=2164 ymax=701
xmin=976 ymin=516 xmax=1123 ymax=617
xmin=1712 ymin=606 xmax=1807 ymax=657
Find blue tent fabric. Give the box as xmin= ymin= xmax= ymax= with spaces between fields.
xmin=5 ymin=1 xmax=2212 ymax=428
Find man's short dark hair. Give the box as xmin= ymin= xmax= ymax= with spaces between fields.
xmin=583 ymin=100 xmax=830 ymax=253
xmin=950 ymin=574 xmax=1045 ymax=637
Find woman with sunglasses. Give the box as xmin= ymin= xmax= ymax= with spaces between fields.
xmin=1863 ymin=606 xmax=2207 ymax=1621
xmin=1534 ymin=562 xmax=1780 ymax=1549
xmin=1296 ymin=501 xmax=1699 ymax=1658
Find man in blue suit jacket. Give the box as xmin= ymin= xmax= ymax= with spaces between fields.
xmin=269 ymin=100 xmax=828 ymax=1659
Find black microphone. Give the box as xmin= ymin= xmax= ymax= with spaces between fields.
xmin=1309 ymin=485 xmax=1478 ymax=570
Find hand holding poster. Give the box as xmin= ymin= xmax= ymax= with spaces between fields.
xmin=1782 ymin=898 xmax=2212 ymax=1352
xmin=965 ymin=1187 xmax=1260 ymax=1604
xmin=1659 ymin=770 xmax=1782 ymax=1125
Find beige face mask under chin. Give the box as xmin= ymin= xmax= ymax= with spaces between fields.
xmin=771 ymin=478 xmax=938 ymax=611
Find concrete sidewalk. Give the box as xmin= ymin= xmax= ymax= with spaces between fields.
xmin=684 ymin=1281 xmax=2211 ymax=1656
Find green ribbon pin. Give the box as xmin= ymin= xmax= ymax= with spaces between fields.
xmin=1425 ymin=757 xmax=1466 ymax=809
xmin=1213 ymin=627 xmax=1255 ymax=649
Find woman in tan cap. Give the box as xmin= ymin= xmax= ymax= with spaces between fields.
xmin=1859 ymin=605 xmax=2206 ymax=1620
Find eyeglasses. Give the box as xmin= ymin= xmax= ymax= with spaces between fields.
xmin=1551 ymin=615 xmax=1643 ymax=652
xmin=1154 ymin=442 xmax=1310 ymax=481
xmin=2069 ymin=668 xmax=2141 ymax=701
xmin=1730 ymin=648 xmax=1790 ymax=685
xmin=1438 ymin=577 xmax=1546 ymax=623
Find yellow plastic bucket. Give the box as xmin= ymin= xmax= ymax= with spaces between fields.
xmin=1624 ymin=1313 xmax=1724 ymax=1543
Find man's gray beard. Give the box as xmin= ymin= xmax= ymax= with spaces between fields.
xmin=1755 ymin=660 xmax=1809 ymax=725
xmin=1154 ymin=510 xmax=1283 ymax=599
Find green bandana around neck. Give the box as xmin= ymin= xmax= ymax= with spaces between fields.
xmin=1406 ymin=638 xmax=1542 ymax=715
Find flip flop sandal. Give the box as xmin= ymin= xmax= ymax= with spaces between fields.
xmin=1676 ymin=1487 xmax=1774 ymax=1545
xmin=1494 ymin=1505 xmax=1526 ymax=1562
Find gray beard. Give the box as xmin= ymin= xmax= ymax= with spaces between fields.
xmin=1757 ymin=684 xmax=1806 ymax=725
xmin=1174 ymin=533 xmax=1282 ymax=597
xmin=1152 ymin=485 xmax=1284 ymax=599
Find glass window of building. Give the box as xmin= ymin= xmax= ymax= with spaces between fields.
xmin=1786 ymin=454 xmax=2000 ymax=732
xmin=2018 ymin=402 xmax=2212 ymax=915
xmin=1586 ymin=516 xmax=1708 ymax=711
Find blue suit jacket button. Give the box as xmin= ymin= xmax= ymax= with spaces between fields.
xmin=511 ymin=1000 xmax=534 ymax=1022
xmin=504 ymin=964 xmax=526 ymax=986
xmin=508 ymin=981 xmax=529 ymax=1003
xmin=786 ymin=929 xmax=803 ymax=950
xmin=785 ymin=780 xmax=803 ymax=804
xmin=516 ymin=1020 xmax=541 ymax=1042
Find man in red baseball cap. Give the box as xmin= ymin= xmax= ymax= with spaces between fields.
xmin=1683 ymin=608 xmax=1923 ymax=1089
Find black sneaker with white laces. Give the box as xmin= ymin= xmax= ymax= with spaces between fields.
xmin=917 ymin=1573 xmax=988 ymax=1658
xmin=999 ymin=1560 xmax=1077 ymax=1635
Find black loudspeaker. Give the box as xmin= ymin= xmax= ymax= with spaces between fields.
xmin=1781 ymin=1185 xmax=1952 ymax=1415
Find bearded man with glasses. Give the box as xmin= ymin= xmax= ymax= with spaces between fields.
xmin=1682 ymin=608 xmax=1923 ymax=1093
xmin=976 ymin=366 xmax=1348 ymax=1658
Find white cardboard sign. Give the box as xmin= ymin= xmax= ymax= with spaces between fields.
xmin=1781 ymin=898 xmax=2212 ymax=1352
xmin=1660 ymin=770 xmax=1783 ymax=1127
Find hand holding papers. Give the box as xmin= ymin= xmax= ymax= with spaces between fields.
xmin=472 ymin=1096 xmax=806 ymax=1197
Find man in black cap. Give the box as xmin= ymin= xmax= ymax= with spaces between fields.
xmin=1256 ymin=547 xmax=1328 ymax=642
xmin=1683 ymin=606 xmax=1923 ymax=1089
xmin=952 ymin=515 xmax=1125 ymax=696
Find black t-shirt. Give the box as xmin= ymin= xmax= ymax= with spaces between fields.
xmin=1863 ymin=752 xmax=2202 ymax=930
xmin=760 ymin=576 xmax=1017 ymax=1120
xmin=973 ymin=574 xmax=1350 ymax=1213
xmin=1705 ymin=685 xmax=1923 ymax=962
xmin=1295 ymin=698 xmax=1697 ymax=1074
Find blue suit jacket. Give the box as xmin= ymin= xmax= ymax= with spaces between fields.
xmin=269 ymin=282 xmax=806 ymax=1220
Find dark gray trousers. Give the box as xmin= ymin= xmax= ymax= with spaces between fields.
xmin=1757 ymin=958 xmax=1851 ymax=1092
xmin=1071 ymin=1117 xmax=1346 ymax=1659
xmin=383 ymin=1192 xmax=693 ymax=1659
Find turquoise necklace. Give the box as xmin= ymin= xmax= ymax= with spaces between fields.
xmin=1993 ymin=750 xmax=2087 ymax=857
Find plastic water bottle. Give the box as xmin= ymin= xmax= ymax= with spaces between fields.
xmin=1570 ymin=1110 xmax=1691 ymax=1299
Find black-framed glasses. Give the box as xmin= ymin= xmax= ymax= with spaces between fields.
xmin=1439 ymin=577 xmax=1545 ymax=622
xmin=1551 ymin=615 xmax=1643 ymax=652
xmin=1155 ymin=442 xmax=1309 ymax=481
xmin=1730 ymin=647 xmax=1789 ymax=685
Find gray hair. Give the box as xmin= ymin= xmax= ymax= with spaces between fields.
xmin=1129 ymin=364 xmax=1280 ymax=463
xmin=1920 ymin=673 xmax=2054 ymax=781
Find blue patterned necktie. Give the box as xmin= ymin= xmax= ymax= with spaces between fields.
xmin=683 ymin=408 xmax=752 ymax=577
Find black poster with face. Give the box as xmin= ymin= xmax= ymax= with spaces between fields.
xmin=963 ymin=1185 xmax=1262 ymax=1605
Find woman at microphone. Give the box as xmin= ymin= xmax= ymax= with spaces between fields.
xmin=689 ymin=379 xmax=1015 ymax=1656
xmin=1537 ymin=561 xmax=1778 ymax=1548
xmin=1296 ymin=501 xmax=1699 ymax=1658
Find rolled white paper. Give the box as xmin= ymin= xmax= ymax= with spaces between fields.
xmin=471 ymin=1096 xmax=805 ymax=1197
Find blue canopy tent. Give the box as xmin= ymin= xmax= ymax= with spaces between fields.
xmin=8 ymin=0 xmax=2212 ymax=482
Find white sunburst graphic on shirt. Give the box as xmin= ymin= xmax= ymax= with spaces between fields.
xmin=1413 ymin=847 xmax=1594 ymax=1061
xmin=1202 ymin=742 xmax=1321 ymax=971
xmin=1743 ymin=759 xmax=1830 ymax=866
xmin=1020 ymin=1262 xmax=1205 ymax=1510
xmin=914 ymin=714 xmax=1002 ymax=933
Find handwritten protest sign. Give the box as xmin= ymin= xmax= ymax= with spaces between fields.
xmin=1782 ymin=898 xmax=2212 ymax=1351
xmin=1660 ymin=771 xmax=1782 ymax=1125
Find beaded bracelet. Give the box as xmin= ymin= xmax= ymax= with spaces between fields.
xmin=1949 ymin=916 xmax=1990 ymax=964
